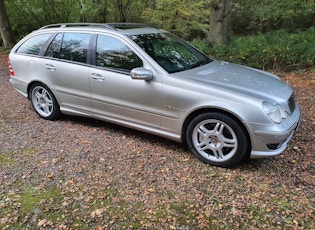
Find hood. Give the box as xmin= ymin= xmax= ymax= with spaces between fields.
xmin=173 ymin=60 xmax=292 ymax=102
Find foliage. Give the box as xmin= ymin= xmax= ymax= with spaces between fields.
xmin=4 ymin=0 xmax=211 ymax=41
xmin=3 ymin=0 xmax=315 ymax=37
xmin=4 ymin=0 xmax=142 ymax=38
xmin=191 ymin=38 xmax=213 ymax=54
xmin=204 ymin=27 xmax=315 ymax=71
xmin=5 ymin=0 xmax=81 ymax=39
xmin=232 ymin=0 xmax=315 ymax=34
xmin=2 ymin=0 xmax=315 ymax=70
xmin=141 ymin=0 xmax=211 ymax=40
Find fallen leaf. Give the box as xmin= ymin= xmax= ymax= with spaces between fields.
xmin=37 ymin=219 xmax=47 ymax=227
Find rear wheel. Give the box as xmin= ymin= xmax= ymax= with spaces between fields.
xmin=30 ymin=83 xmax=61 ymax=120
xmin=186 ymin=112 xmax=250 ymax=167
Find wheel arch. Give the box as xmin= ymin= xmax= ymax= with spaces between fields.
xmin=181 ymin=108 xmax=252 ymax=152
xmin=27 ymin=81 xmax=52 ymax=100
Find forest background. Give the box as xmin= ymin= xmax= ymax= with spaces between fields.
xmin=1 ymin=0 xmax=315 ymax=70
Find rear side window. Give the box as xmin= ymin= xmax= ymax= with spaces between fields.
xmin=45 ymin=33 xmax=63 ymax=58
xmin=16 ymin=33 xmax=51 ymax=55
xmin=96 ymin=35 xmax=142 ymax=72
xmin=45 ymin=33 xmax=91 ymax=64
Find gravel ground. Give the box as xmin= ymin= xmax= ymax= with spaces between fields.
xmin=0 ymin=52 xmax=314 ymax=229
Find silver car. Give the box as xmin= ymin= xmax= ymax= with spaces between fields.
xmin=8 ymin=23 xmax=301 ymax=167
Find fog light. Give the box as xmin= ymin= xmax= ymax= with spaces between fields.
xmin=267 ymin=143 xmax=281 ymax=150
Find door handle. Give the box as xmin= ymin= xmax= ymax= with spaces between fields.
xmin=45 ymin=64 xmax=56 ymax=71
xmin=91 ymin=73 xmax=105 ymax=81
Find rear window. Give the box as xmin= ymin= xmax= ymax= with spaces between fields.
xmin=16 ymin=33 xmax=51 ymax=55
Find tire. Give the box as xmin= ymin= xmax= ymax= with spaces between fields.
xmin=186 ymin=112 xmax=250 ymax=167
xmin=30 ymin=83 xmax=61 ymax=120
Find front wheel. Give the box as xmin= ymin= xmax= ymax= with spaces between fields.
xmin=186 ymin=112 xmax=250 ymax=167
xmin=30 ymin=83 xmax=61 ymax=120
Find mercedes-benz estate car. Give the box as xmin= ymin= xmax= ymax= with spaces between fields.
xmin=8 ymin=23 xmax=301 ymax=167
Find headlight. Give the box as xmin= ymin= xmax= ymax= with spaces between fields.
xmin=276 ymin=104 xmax=287 ymax=119
xmin=262 ymin=101 xmax=287 ymax=123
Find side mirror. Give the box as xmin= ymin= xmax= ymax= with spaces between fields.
xmin=130 ymin=68 xmax=154 ymax=81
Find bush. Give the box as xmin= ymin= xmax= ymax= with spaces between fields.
xmin=193 ymin=28 xmax=315 ymax=71
xmin=190 ymin=38 xmax=213 ymax=54
xmin=232 ymin=0 xmax=315 ymax=35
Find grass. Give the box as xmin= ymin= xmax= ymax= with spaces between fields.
xmin=0 ymin=152 xmax=14 ymax=165
xmin=1 ymin=186 xmax=64 ymax=228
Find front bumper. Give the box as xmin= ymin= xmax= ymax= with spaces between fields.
xmin=249 ymin=106 xmax=301 ymax=159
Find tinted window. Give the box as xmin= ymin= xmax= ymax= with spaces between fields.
xmin=16 ymin=33 xmax=51 ymax=55
xmin=45 ymin=33 xmax=63 ymax=58
xmin=96 ymin=35 xmax=142 ymax=72
xmin=46 ymin=33 xmax=90 ymax=64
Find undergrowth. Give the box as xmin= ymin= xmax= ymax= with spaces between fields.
xmin=192 ymin=27 xmax=315 ymax=71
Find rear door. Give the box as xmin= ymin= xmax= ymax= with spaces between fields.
xmin=40 ymin=32 xmax=92 ymax=112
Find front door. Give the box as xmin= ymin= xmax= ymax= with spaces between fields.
xmin=89 ymin=34 xmax=163 ymax=129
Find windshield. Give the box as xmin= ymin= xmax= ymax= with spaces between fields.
xmin=129 ymin=33 xmax=212 ymax=73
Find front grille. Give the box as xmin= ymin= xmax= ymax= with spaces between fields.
xmin=288 ymin=94 xmax=296 ymax=113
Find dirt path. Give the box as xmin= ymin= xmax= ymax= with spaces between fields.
xmin=1 ymin=53 xmax=314 ymax=229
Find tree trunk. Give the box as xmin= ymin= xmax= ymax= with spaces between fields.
xmin=115 ymin=0 xmax=132 ymax=22
xmin=208 ymin=0 xmax=232 ymax=46
xmin=0 ymin=0 xmax=15 ymax=48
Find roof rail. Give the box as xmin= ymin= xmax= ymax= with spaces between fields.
xmin=39 ymin=23 xmax=151 ymax=30
xmin=39 ymin=23 xmax=115 ymax=30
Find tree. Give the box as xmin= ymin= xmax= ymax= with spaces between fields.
xmin=208 ymin=0 xmax=232 ymax=46
xmin=80 ymin=0 xmax=109 ymax=23
xmin=115 ymin=0 xmax=133 ymax=22
xmin=0 ymin=0 xmax=14 ymax=48
xmin=141 ymin=0 xmax=210 ymax=40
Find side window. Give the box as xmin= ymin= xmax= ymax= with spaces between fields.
xmin=61 ymin=33 xmax=90 ymax=63
xmin=45 ymin=33 xmax=90 ymax=64
xmin=96 ymin=35 xmax=143 ymax=72
xmin=16 ymin=33 xmax=51 ymax=55
xmin=45 ymin=33 xmax=63 ymax=58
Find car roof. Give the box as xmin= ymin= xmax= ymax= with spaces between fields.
xmin=38 ymin=23 xmax=166 ymax=35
